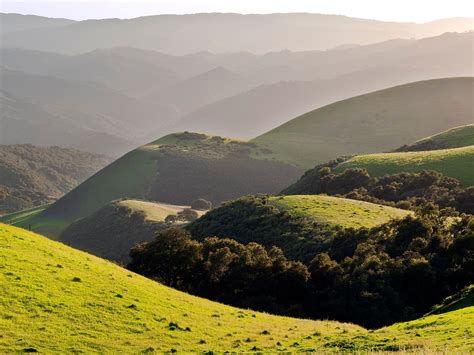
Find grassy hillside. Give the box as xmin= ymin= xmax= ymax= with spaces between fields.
xmin=396 ymin=124 xmax=474 ymax=152
xmin=187 ymin=195 xmax=412 ymax=262
xmin=253 ymin=78 xmax=474 ymax=168
xmin=269 ymin=195 xmax=411 ymax=229
xmin=59 ymin=199 xmax=206 ymax=263
xmin=0 ymin=144 xmax=111 ymax=215
xmin=335 ymin=145 xmax=474 ymax=186
xmin=1 ymin=224 xmax=472 ymax=352
xmin=14 ymin=133 xmax=301 ymax=238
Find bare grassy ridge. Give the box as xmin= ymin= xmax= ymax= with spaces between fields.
xmin=1 ymin=224 xmax=472 ymax=353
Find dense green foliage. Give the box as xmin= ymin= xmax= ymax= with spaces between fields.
xmin=335 ymin=145 xmax=474 ymax=186
xmin=129 ymin=229 xmax=310 ymax=316
xmin=187 ymin=195 xmax=333 ymax=262
xmin=283 ymin=167 xmax=474 ymax=214
xmin=396 ymin=124 xmax=474 ymax=152
xmin=0 ymin=144 xmax=111 ymax=214
xmin=131 ymin=211 xmax=474 ymax=328
xmin=252 ymin=78 xmax=474 ymax=168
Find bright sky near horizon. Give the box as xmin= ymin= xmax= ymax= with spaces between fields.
xmin=1 ymin=0 xmax=474 ymax=23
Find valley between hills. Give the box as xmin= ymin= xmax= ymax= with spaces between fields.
xmin=0 ymin=11 xmax=473 ymax=353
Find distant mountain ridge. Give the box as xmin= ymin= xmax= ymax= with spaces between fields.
xmin=1 ymin=13 xmax=472 ymax=54
xmin=1 ymin=32 xmax=472 ymax=154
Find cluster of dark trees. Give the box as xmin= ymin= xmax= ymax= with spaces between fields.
xmin=128 ymin=209 xmax=474 ymax=328
xmin=283 ymin=166 xmax=474 ymax=214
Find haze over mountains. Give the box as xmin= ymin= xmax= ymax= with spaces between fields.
xmin=1 ymin=14 xmax=473 ymax=154
xmin=1 ymin=13 xmax=473 ymax=54
xmin=1 ymin=10 xmax=474 ymax=352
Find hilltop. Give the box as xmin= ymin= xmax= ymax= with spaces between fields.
xmin=335 ymin=145 xmax=474 ymax=186
xmin=9 ymin=132 xmax=301 ymax=237
xmin=1 ymin=224 xmax=472 ymax=352
xmin=269 ymin=195 xmax=411 ymax=229
xmin=0 ymin=144 xmax=111 ymax=215
xmin=187 ymin=194 xmax=411 ymax=261
xmin=253 ymin=78 xmax=474 ymax=168
xmin=396 ymin=124 xmax=474 ymax=152
xmin=60 ymin=199 xmax=207 ymax=263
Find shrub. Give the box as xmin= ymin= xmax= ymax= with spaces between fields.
xmin=177 ymin=209 xmax=199 ymax=222
xmin=191 ymin=199 xmax=212 ymax=210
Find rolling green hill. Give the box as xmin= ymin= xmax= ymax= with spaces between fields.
xmin=8 ymin=132 xmax=301 ymax=238
xmin=396 ymin=124 xmax=474 ymax=152
xmin=335 ymin=145 xmax=474 ymax=186
xmin=1 ymin=224 xmax=472 ymax=352
xmin=252 ymin=78 xmax=474 ymax=168
xmin=187 ymin=194 xmax=412 ymax=262
xmin=60 ymin=199 xmax=206 ymax=263
xmin=269 ymin=195 xmax=412 ymax=229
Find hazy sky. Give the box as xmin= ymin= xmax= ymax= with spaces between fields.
xmin=2 ymin=0 xmax=474 ymax=22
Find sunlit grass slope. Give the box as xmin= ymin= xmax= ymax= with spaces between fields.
xmin=1 ymin=224 xmax=472 ymax=352
xmin=335 ymin=145 xmax=474 ymax=186
xmin=252 ymin=78 xmax=474 ymax=168
xmin=116 ymin=199 xmax=203 ymax=222
xmin=398 ymin=124 xmax=474 ymax=151
xmin=0 ymin=205 xmax=67 ymax=240
xmin=270 ymin=195 xmax=412 ymax=229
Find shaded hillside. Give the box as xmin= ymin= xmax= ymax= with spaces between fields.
xmin=2 ymin=13 xmax=472 ymax=54
xmin=335 ymin=146 xmax=474 ymax=186
xmin=396 ymin=124 xmax=474 ymax=152
xmin=253 ymin=78 xmax=474 ymax=168
xmin=0 ymin=145 xmax=111 ymax=214
xmin=60 ymin=199 xmax=206 ymax=264
xmin=32 ymin=133 xmax=301 ymax=236
xmin=3 ymin=224 xmax=471 ymax=352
